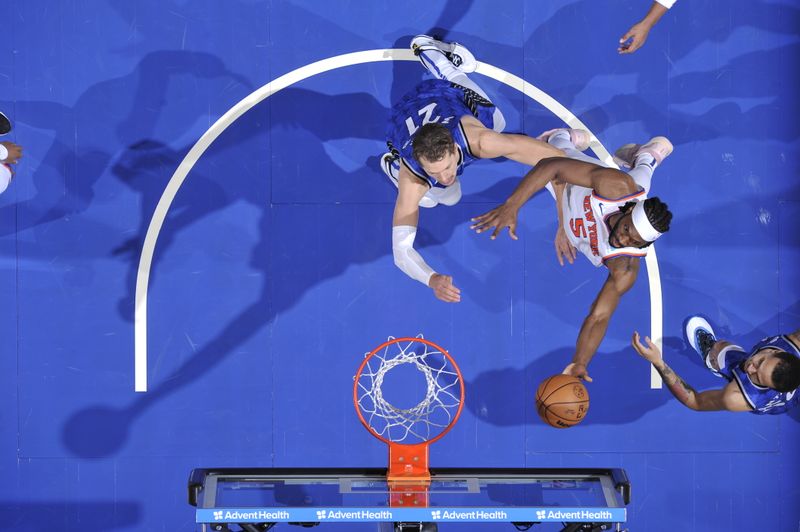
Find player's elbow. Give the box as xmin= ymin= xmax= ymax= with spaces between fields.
xmin=392 ymin=249 xmax=404 ymax=269
xmin=537 ymin=156 xmax=562 ymax=167
xmin=683 ymin=400 xmax=702 ymax=412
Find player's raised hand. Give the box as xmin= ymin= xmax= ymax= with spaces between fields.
xmin=562 ymin=362 xmax=592 ymax=383
xmin=631 ymin=331 xmax=661 ymax=363
xmin=618 ymin=22 xmax=651 ymax=54
xmin=470 ymin=203 xmax=519 ymax=240
xmin=554 ymin=227 xmax=577 ymax=266
xmin=429 ymin=273 xmax=461 ymax=303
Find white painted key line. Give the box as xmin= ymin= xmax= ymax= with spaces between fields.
xmin=134 ymin=48 xmax=663 ymax=391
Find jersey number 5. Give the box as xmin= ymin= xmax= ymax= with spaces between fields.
xmin=570 ymin=218 xmax=587 ymax=238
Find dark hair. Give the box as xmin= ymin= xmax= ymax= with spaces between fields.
xmin=618 ymin=197 xmax=673 ymax=248
xmin=643 ymin=197 xmax=672 ymax=234
xmin=771 ymin=351 xmax=800 ymax=392
xmin=412 ymin=123 xmax=455 ymax=163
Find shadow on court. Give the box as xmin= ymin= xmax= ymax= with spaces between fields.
xmin=61 ymin=80 xmax=475 ymax=459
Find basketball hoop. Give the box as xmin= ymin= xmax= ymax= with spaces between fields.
xmin=353 ymin=335 xmax=464 ymax=506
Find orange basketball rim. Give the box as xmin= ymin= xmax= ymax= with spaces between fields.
xmin=353 ymin=336 xmax=465 ymax=506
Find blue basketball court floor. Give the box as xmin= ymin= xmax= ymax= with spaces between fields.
xmin=1 ymin=1 xmax=798 ymax=530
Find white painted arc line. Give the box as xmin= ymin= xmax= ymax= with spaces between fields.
xmin=646 ymin=249 xmax=664 ymax=389
xmin=135 ymin=49 xmax=417 ymax=392
xmin=134 ymin=48 xmax=663 ymax=392
xmin=479 ymin=61 xmax=663 ymax=388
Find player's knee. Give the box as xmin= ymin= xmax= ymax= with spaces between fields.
xmin=710 ymin=340 xmax=732 ymax=357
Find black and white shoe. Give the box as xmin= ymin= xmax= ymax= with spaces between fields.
xmin=0 ymin=112 xmax=11 ymax=135
xmin=685 ymin=315 xmax=720 ymax=374
xmin=410 ymin=34 xmax=477 ymax=73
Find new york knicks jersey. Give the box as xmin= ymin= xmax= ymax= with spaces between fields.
xmin=560 ymin=185 xmax=648 ymax=267
xmin=718 ymin=335 xmax=800 ymax=415
xmin=386 ymin=79 xmax=496 ymax=188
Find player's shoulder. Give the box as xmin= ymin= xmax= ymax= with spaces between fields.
xmin=459 ymin=115 xmax=488 ymax=136
xmin=590 ymin=167 xmax=638 ymax=198
xmin=720 ymin=380 xmax=754 ymax=412
xmin=605 ymin=255 xmax=640 ymax=289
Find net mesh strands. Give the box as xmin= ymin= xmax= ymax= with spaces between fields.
xmin=355 ymin=336 xmax=463 ymax=445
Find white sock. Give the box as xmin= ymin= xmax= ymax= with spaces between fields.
xmin=627 ymin=153 xmax=657 ymax=194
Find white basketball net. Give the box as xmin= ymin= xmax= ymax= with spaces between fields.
xmin=355 ymin=336 xmax=462 ymax=444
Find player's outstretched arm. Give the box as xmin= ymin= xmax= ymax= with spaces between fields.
xmin=563 ymin=256 xmax=640 ymax=382
xmin=392 ymin=165 xmax=461 ymax=303
xmin=469 ymin=125 xmax=564 ymax=167
xmin=471 ymin=158 xmax=635 ymax=240
xmin=631 ymin=332 xmax=753 ymax=412
xmin=470 ymin=157 xmax=573 ymax=239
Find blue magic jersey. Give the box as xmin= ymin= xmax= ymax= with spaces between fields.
xmin=718 ymin=335 xmax=800 ymax=414
xmin=386 ymin=79 xmax=496 ymax=188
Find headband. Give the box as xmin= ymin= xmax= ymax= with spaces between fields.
xmin=631 ymin=200 xmax=663 ymax=242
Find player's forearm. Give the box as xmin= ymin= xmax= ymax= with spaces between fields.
xmin=507 ymin=135 xmax=564 ymax=167
xmin=641 ymin=2 xmax=669 ymax=27
xmin=392 ymin=225 xmax=435 ymax=286
xmin=571 ymin=313 xmax=611 ymax=369
xmin=505 ymin=158 xmax=561 ymax=209
xmin=650 ymin=359 xmax=701 ymax=410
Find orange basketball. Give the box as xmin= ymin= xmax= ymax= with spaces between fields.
xmin=535 ymin=374 xmax=590 ymax=428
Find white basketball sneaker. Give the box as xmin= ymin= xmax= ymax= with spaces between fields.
xmin=410 ymin=35 xmax=477 ymax=73
xmin=684 ymin=315 xmax=722 ymax=376
xmin=537 ymin=128 xmax=592 ymax=151
xmin=614 ymin=136 xmax=673 ymax=170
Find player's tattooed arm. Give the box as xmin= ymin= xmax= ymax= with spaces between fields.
xmin=631 ymin=332 xmax=753 ymax=412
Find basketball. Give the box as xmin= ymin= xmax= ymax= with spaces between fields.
xmin=535 ymin=374 xmax=590 ymax=428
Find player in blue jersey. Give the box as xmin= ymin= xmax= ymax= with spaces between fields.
xmin=631 ymin=316 xmax=800 ymax=413
xmin=383 ymin=35 xmax=564 ymax=303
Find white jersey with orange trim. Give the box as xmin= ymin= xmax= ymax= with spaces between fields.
xmin=560 ymin=184 xmax=648 ymax=268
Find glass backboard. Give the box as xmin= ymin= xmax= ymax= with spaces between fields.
xmin=188 ymin=467 xmax=629 ymax=530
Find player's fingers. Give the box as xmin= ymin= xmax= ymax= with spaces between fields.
xmin=442 ymin=287 xmax=460 ymax=302
xmin=470 ymin=216 xmax=495 ymax=232
xmin=509 ymin=225 xmax=518 ymax=241
xmin=569 ymin=244 xmax=577 ymax=262
xmin=631 ymin=332 xmax=644 ymax=352
xmin=583 ymin=374 xmax=593 ymax=383
xmin=470 ymin=211 xmax=495 ymax=224
xmin=629 ymin=36 xmax=644 ymax=52
xmin=556 ymin=246 xmax=565 ymax=267
xmin=445 ymin=283 xmax=460 ymax=296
